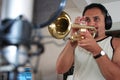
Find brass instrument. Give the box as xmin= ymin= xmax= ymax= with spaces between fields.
xmin=48 ymin=11 xmax=96 ymax=41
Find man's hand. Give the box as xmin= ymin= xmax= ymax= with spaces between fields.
xmin=77 ymin=30 xmax=102 ymax=55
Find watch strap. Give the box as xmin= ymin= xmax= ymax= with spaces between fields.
xmin=94 ymin=50 xmax=106 ymax=59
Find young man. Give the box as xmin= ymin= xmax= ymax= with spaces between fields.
xmin=56 ymin=3 xmax=120 ymax=80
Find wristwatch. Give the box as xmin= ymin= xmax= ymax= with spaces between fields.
xmin=94 ymin=50 xmax=106 ymax=59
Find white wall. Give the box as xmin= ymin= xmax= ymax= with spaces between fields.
xmin=104 ymin=1 xmax=120 ymax=31
xmin=32 ymin=27 xmax=66 ymax=80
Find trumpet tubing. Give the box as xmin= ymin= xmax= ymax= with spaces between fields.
xmin=48 ymin=11 xmax=96 ymax=41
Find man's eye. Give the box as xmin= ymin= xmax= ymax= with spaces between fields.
xmin=94 ymin=17 xmax=100 ymax=22
xmin=85 ymin=18 xmax=90 ymax=23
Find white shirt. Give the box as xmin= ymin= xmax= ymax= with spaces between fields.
xmin=69 ymin=36 xmax=113 ymax=80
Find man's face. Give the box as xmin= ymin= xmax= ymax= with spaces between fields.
xmin=84 ymin=8 xmax=106 ymax=38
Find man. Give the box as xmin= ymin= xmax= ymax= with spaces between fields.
xmin=56 ymin=3 xmax=120 ymax=80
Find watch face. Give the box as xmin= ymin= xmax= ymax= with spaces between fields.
xmin=101 ymin=51 xmax=105 ymax=55
xmin=94 ymin=50 xmax=106 ymax=59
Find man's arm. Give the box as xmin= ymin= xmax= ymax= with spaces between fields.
xmin=95 ymin=38 xmax=120 ymax=80
xmin=56 ymin=40 xmax=77 ymax=74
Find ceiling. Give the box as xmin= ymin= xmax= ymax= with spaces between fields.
xmin=65 ymin=0 xmax=120 ymax=12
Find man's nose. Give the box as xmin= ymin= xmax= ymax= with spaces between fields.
xmin=88 ymin=20 xmax=95 ymax=26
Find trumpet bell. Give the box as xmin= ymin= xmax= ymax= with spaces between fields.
xmin=48 ymin=11 xmax=71 ymax=39
xmin=48 ymin=11 xmax=97 ymax=41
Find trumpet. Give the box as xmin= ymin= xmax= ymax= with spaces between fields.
xmin=48 ymin=11 xmax=96 ymax=41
